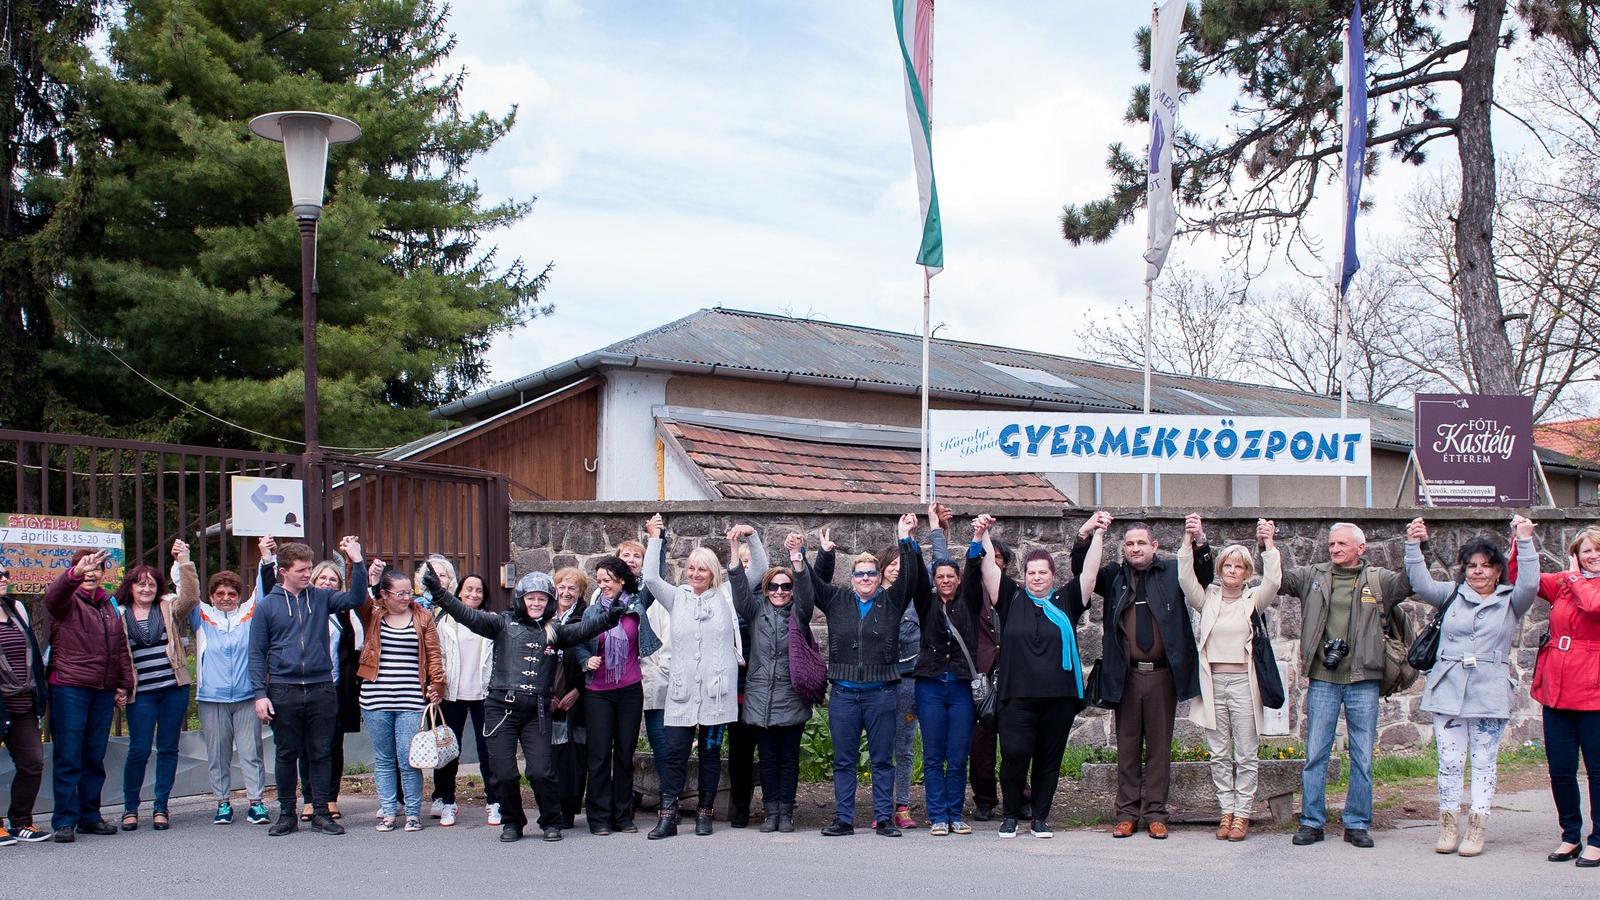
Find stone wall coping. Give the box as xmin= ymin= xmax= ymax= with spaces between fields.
xmin=511 ymin=500 xmax=1598 ymax=522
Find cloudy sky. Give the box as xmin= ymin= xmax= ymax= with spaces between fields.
xmin=445 ymin=1 xmax=1505 ymax=389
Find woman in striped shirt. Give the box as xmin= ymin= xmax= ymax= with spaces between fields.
xmin=119 ymin=540 xmax=200 ymax=832
xmin=355 ymin=568 xmax=446 ymax=832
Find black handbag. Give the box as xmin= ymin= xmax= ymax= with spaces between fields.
xmin=1083 ymin=658 xmax=1112 ymax=709
xmin=1406 ymin=579 xmax=1461 ymax=672
xmin=942 ymin=605 xmax=996 ymax=728
xmin=1250 ymin=611 xmax=1286 ymax=710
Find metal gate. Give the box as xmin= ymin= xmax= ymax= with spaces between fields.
xmin=0 ymin=430 xmax=511 ymax=609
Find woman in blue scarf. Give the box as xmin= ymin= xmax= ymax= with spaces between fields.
xmin=974 ymin=513 xmax=1104 ymax=840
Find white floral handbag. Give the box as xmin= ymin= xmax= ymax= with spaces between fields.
xmin=407 ymin=703 xmax=459 ymax=770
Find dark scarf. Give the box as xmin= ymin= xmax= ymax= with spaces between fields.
xmin=125 ymin=602 xmax=167 ymax=648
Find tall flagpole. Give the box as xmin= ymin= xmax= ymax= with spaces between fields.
xmin=918 ymin=2 xmax=935 ymax=505
xmin=1141 ymin=277 xmax=1153 ymax=507
xmin=1336 ymin=0 xmax=1368 ymax=508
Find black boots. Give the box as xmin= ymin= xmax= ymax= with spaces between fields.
xmin=695 ymin=809 xmax=714 ymax=836
xmin=760 ymin=802 xmax=781 ymax=833
xmin=647 ymin=810 xmax=679 ymax=840
xmin=778 ymin=802 xmax=795 ymax=833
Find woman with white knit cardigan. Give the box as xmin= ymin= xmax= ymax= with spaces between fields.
xmin=1177 ymin=518 xmax=1281 ymax=842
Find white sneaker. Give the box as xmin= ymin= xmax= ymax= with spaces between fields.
xmin=429 ymin=798 xmax=446 ymax=820
xmin=440 ymin=803 xmax=457 ymax=827
xmin=486 ymin=803 xmax=502 ymax=826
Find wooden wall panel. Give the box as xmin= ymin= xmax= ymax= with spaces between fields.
xmin=421 ymin=387 xmax=598 ymax=500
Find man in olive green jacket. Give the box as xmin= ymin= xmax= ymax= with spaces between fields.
xmin=1279 ymin=522 xmax=1412 ymax=850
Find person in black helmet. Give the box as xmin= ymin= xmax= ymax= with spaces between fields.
xmin=425 ymin=568 xmax=622 ymax=843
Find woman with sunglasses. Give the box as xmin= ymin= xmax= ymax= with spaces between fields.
xmin=795 ymin=513 xmax=924 ymax=837
xmin=355 ymin=568 xmax=446 ymax=833
xmin=738 ymin=533 xmax=817 ymax=834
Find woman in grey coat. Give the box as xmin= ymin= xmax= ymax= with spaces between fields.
xmin=1405 ymin=515 xmax=1539 ymax=859
xmin=738 ymin=532 xmax=818 ymax=834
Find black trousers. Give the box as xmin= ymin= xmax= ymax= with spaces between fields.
xmin=1545 ymin=706 xmax=1600 ymax=848
xmin=727 ymin=717 xmax=756 ymax=818
xmin=997 ymin=696 xmax=1079 ymax=820
xmin=969 ymin=720 xmax=999 ymax=808
xmin=268 ymin=682 xmax=338 ymax=816
xmin=584 ymin=683 xmax=643 ymax=828
xmin=433 ymin=699 xmax=493 ymax=804
xmin=484 ymin=698 xmax=558 ymax=830
xmin=660 ymin=724 xmax=725 ymax=811
xmin=553 ymin=738 xmax=587 ymax=822
xmin=753 ymin=722 xmax=804 ymax=806
xmin=300 ymin=732 xmax=347 ymax=807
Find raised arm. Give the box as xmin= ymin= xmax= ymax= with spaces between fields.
xmin=643 ymin=535 xmax=677 ymax=612
xmin=1402 ymin=518 xmax=1455 ymax=608
xmin=977 ymin=516 xmax=1002 ymax=608
xmin=1177 ymin=532 xmax=1206 ymax=611
xmin=1078 ymin=527 xmax=1105 ymax=605
xmin=1255 ymin=545 xmax=1282 ymax=612
xmin=884 ymin=514 xmax=922 ymax=614
xmin=1508 ymin=516 xmax=1539 ymax=617
xmin=745 ymin=530 xmax=770 ymax=583
xmin=326 ymin=536 xmax=369 ymax=613
xmin=815 ymin=526 xmax=837 ymax=583
xmin=729 ymin=562 xmax=759 ymax=624
xmin=554 ymin=601 xmax=626 ymax=648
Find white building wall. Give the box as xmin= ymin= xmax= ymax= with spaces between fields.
xmin=596 ymin=371 xmax=668 ymax=501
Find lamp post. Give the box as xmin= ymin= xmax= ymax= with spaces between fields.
xmin=247 ymin=111 xmax=361 ymax=454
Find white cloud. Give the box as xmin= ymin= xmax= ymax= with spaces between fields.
xmin=446 ymin=2 xmax=1508 ymax=394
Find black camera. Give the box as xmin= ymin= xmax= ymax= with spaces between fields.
xmin=1321 ymin=638 xmax=1350 ymax=670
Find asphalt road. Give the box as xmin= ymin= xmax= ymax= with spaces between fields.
xmin=5 ymin=787 xmax=1594 ymax=899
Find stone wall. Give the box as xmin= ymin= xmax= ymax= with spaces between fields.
xmin=511 ymin=501 xmax=1599 ymax=752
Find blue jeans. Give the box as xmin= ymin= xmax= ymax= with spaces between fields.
xmin=916 ymin=676 xmax=974 ymax=824
xmin=364 ymin=709 xmax=424 ymax=817
xmin=1301 ymin=678 xmax=1379 ymax=831
xmin=123 ymin=685 xmax=191 ymax=813
xmin=828 ymin=684 xmax=897 ymax=825
xmin=49 ymin=684 xmax=118 ymax=830
xmin=894 ymin=678 xmax=918 ymax=808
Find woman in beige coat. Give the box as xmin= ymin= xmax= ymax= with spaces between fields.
xmin=1177 ymin=519 xmax=1280 ymax=842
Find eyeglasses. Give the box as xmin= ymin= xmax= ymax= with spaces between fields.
xmin=767 ymin=582 xmax=794 ymax=592
xmin=851 ymin=570 xmax=879 ymax=579
xmin=384 ymin=589 xmax=415 ymax=599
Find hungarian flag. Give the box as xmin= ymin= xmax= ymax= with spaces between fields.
xmin=894 ymin=0 xmax=943 ymax=274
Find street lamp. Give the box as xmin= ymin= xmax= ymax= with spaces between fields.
xmin=248 ymin=111 xmax=361 ymax=454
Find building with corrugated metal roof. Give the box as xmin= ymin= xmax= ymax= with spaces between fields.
xmin=393 ymin=308 xmax=1597 ymax=508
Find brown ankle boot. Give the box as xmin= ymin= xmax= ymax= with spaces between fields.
xmin=1228 ymin=817 xmax=1249 ymax=842
xmin=1215 ymin=813 xmax=1234 ymax=840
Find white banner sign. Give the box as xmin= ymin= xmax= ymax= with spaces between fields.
xmin=231 ymin=475 xmax=306 ymax=537
xmin=930 ymin=411 xmax=1371 ymax=477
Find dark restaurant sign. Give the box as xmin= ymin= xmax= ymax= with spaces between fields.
xmin=1413 ymin=394 xmax=1535 ymax=506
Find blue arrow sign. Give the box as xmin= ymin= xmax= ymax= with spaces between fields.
xmin=250 ymin=483 xmax=286 ymax=513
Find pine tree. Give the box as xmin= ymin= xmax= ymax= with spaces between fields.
xmin=1060 ymin=0 xmax=1600 ymax=397
xmin=0 ymin=0 xmax=103 ymax=431
xmin=28 ymin=0 xmax=549 ymax=449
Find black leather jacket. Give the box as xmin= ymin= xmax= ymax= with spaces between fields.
xmin=431 ymin=589 xmax=619 ymax=697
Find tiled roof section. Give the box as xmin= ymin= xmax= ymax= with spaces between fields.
xmin=1538 ymin=418 xmax=1600 ymax=463
xmin=663 ymin=421 xmax=1067 ymax=505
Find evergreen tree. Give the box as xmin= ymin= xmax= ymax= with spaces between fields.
xmin=28 ymin=0 xmax=549 ymax=449
xmin=1060 ymin=0 xmax=1600 ymax=396
xmin=0 ymin=0 xmax=103 ymax=431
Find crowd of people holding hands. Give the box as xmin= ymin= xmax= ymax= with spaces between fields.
xmin=1 ymin=507 xmax=1598 ymax=868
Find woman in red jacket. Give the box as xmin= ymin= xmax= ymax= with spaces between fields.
xmin=43 ymin=548 xmax=134 ymax=842
xmin=1530 ymin=526 xmax=1600 ymax=867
